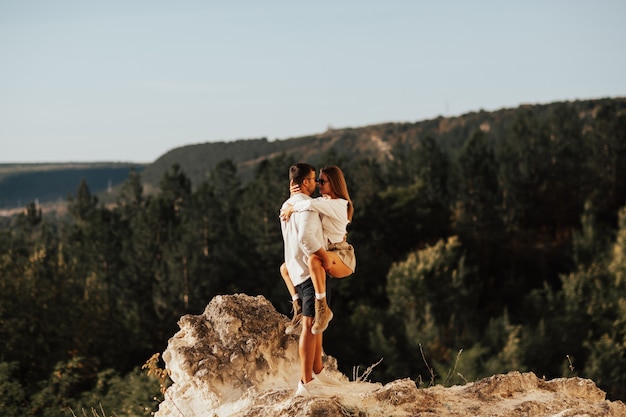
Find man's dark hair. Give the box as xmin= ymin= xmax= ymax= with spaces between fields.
xmin=289 ymin=163 xmax=315 ymax=185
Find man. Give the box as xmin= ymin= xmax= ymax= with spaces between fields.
xmin=280 ymin=163 xmax=337 ymax=396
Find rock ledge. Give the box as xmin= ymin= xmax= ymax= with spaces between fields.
xmin=155 ymin=294 xmax=626 ymax=417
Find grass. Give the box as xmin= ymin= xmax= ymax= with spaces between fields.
xmin=70 ymin=404 xmax=117 ymax=417
xmin=352 ymin=357 xmax=383 ymax=383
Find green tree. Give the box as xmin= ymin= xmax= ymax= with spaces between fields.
xmin=30 ymin=357 xmax=99 ymax=417
xmin=149 ymin=164 xmax=194 ymax=332
xmin=384 ymin=237 xmax=478 ymax=380
xmin=0 ymin=362 xmax=27 ymax=416
xmin=453 ymin=130 xmax=502 ymax=242
xmin=64 ymin=179 xmax=144 ymax=369
xmin=584 ymin=206 xmax=626 ymax=399
xmin=116 ymin=167 xmax=144 ymax=215
xmin=238 ymin=155 xmax=293 ymax=307
xmin=343 ymin=158 xmax=386 ymax=219
xmin=69 ymin=367 xmax=161 ymax=417
xmin=522 ymin=206 xmax=626 ymax=398
xmin=112 ymin=168 xmax=156 ymax=360
xmin=542 ymin=103 xmax=589 ymax=232
xmin=498 ymin=103 xmax=589 ymax=234
xmin=497 ymin=108 xmax=550 ymax=231
xmin=188 ymin=159 xmax=248 ymax=304
xmin=0 ymin=202 xmax=72 ymax=386
xmin=452 ymin=130 xmax=505 ymax=308
xmin=480 ymin=312 xmax=526 ymax=376
xmin=415 ymin=136 xmax=451 ymax=210
xmin=67 ymin=179 xmax=98 ymax=222
xmin=587 ymin=102 xmax=626 ymax=227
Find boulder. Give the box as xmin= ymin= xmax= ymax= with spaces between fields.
xmin=155 ymin=294 xmax=626 ymax=417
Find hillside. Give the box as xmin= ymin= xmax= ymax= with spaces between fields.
xmin=1 ymin=97 xmax=624 ymax=212
xmin=2 ymin=96 xmax=626 ymax=413
xmin=139 ymin=96 xmax=625 ymax=190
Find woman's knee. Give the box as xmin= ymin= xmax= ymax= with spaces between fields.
xmin=308 ymin=254 xmax=322 ymax=268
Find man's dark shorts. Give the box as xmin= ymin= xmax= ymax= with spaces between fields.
xmin=295 ymin=276 xmax=331 ymax=317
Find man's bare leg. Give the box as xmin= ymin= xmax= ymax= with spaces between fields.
xmin=312 ymin=328 xmax=324 ymax=375
xmin=299 ymin=316 xmax=316 ymax=384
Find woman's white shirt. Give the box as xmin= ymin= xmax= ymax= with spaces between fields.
xmin=293 ymin=196 xmax=349 ymax=245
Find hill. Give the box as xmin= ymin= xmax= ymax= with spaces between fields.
xmin=3 ymin=97 xmax=626 ymax=413
xmin=138 ymin=96 xmax=625 ymax=190
xmin=0 ymin=162 xmax=145 ymax=211
xmin=1 ymin=96 xmax=624 ymax=212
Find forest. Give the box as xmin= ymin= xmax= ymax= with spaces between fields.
xmin=1 ymin=100 xmax=626 ymax=416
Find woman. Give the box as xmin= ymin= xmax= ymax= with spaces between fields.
xmin=279 ymin=165 xmax=355 ymax=335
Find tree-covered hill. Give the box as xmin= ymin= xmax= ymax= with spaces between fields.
xmin=2 ymin=97 xmax=624 ymax=211
xmin=2 ymin=96 xmax=626 ymax=415
xmin=139 ymin=97 xmax=625 ymax=190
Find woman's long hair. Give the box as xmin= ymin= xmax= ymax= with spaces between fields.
xmin=320 ymin=165 xmax=354 ymax=222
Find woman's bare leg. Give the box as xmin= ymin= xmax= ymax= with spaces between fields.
xmin=280 ymin=263 xmax=302 ymax=333
xmin=325 ymin=252 xmax=353 ymax=279
xmin=280 ymin=262 xmax=298 ymax=298
xmin=308 ymin=254 xmax=327 ymax=294
xmin=309 ymin=254 xmax=333 ymax=334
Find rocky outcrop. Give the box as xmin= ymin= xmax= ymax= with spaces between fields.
xmin=155 ymin=294 xmax=626 ymax=416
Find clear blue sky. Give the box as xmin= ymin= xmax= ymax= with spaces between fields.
xmin=1 ymin=1 xmax=624 ymax=163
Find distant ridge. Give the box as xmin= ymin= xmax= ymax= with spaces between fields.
xmin=0 ymin=163 xmax=144 ymax=211
xmin=1 ymin=97 xmax=624 ymax=212
xmin=140 ymin=96 xmax=625 ymax=189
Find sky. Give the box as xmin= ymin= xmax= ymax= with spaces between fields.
xmin=1 ymin=1 xmax=625 ymax=164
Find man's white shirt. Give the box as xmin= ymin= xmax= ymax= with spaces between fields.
xmin=281 ymin=193 xmax=325 ymax=287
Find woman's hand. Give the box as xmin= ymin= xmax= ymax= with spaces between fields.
xmin=290 ymin=183 xmax=301 ymax=195
xmin=279 ymin=204 xmax=294 ymax=221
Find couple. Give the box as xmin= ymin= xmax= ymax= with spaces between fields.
xmin=279 ymin=163 xmax=356 ymax=396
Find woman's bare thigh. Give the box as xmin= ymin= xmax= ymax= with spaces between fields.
xmin=326 ymin=251 xmax=352 ymax=278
